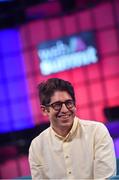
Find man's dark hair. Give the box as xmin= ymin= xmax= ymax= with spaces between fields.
xmin=38 ymin=78 xmax=75 ymax=105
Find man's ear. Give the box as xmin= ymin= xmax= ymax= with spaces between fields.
xmin=40 ymin=105 xmax=49 ymax=116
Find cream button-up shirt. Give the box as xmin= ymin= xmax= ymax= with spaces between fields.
xmin=29 ymin=117 xmax=116 ymax=179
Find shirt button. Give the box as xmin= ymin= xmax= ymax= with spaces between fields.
xmin=65 ymin=155 xmax=69 ymax=159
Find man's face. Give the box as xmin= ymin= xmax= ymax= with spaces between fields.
xmin=45 ymin=90 xmax=76 ymax=132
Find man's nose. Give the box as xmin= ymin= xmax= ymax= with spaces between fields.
xmin=60 ymin=103 xmax=68 ymax=111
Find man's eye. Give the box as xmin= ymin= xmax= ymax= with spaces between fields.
xmin=67 ymin=100 xmax=73 ymax=104
xmin=54 ymin=103 xmax=61 ymax=107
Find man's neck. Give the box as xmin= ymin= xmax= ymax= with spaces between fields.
xmin=52 ymin=125 xmax=72 ymax=137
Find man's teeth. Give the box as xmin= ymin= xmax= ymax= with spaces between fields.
xmin=59 ymin=115 xmax=70 ymax=117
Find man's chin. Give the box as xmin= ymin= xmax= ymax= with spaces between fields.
xmin=59 ymin=120 xmax=73 ymax=128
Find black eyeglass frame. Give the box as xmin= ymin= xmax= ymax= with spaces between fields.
xmin=45 ymin=99 xmax=75 ymax=111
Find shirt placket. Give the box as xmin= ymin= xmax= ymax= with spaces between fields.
xmin=63 ymin=141 xmax=74 ymax=179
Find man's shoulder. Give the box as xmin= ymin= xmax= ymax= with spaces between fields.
xmin=77 ymin=118 xmax=109 ymax=137
xmin=31 ymin=127 xmax=50 ymax=144
xmin=76 ymin=117 xmax=106 ymax=130
xmin=79 ymin=119 xmax=102 ymax=125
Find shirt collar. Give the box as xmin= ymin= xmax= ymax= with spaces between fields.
xmin=51 ymin=116 xmax=79 ymax=142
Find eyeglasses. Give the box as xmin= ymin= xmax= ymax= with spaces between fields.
xmin=46 ymin=99 xmax=75 ymax=111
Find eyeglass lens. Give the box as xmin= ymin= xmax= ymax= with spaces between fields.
xmin=50 ymin=100 xmax=74 ymax=111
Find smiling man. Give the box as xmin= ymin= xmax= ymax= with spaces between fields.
xmin=29 ymin=78 xmax=116 ymax=179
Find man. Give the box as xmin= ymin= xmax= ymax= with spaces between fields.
xmin=29 ymin=78 xmax=116 ymax=179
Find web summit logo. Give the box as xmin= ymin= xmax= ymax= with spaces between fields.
xmin=38 ymin=33 xmax=98 ymax=75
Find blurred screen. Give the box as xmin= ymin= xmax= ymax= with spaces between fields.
xmin=37 ymin=31 xmax=99 ymax=75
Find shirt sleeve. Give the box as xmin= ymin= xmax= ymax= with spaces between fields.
xmin=28 ymin=139 xmax=48 ymax=180
xmin=93 ymin=123 xmax=116 ymax=179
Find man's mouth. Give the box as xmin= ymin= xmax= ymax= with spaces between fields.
xmin=57 ymin=114 xmax=71 ymax=118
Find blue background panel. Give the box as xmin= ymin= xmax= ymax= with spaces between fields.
xmin=0 ymin=28 xmax=34 ymax=133
xmin=7 ymin=80 xmax=28 ymax=100
xmin=11 ymin=101 xmax=33 ymax=130
xmin=2 ymin=55 xmax=25 ymax=79
xmin=0 ymin=106 xmax=12 ymax=132
xmin=0 ymin=29 xmax=22 ymax=54
xmin=0 ymin=83 xmax=7 ymax=102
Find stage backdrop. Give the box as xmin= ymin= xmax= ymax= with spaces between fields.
xmin=0 ymin=0 xmax=119 ymax=133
